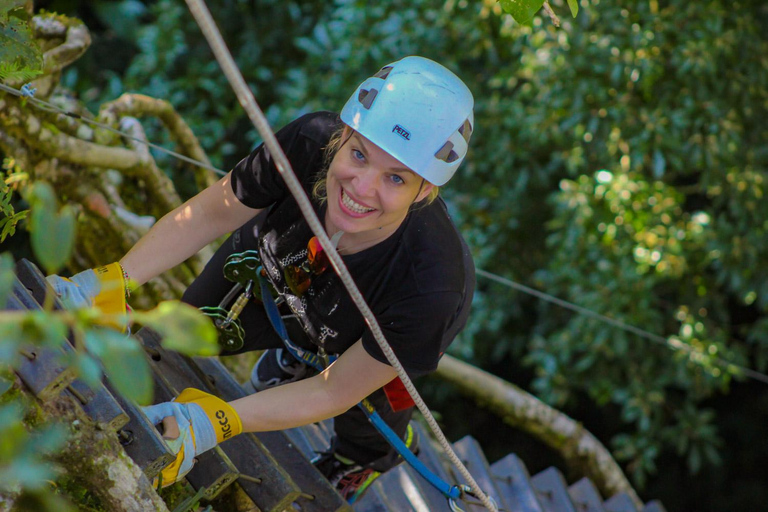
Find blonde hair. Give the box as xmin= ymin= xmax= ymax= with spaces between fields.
xmin=313 ymin=124 xmax=440 ymax=206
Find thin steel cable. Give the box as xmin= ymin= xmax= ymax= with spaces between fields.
xmin=476 ymin=269 xmax=768 ymax=385
xmin=182 ymin=1 xmax=497 ymax=510
xmin=0 ymin=82 xmax=226 ymax=176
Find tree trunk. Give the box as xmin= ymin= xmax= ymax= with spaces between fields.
xmin=44 ymin=395 xmax=171 ymax=512
xmin=435 ymin=354 xmax=643 ymax=508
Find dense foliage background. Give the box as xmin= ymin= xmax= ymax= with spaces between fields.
xmin=12 ymin=0 xmax=768 ymax=510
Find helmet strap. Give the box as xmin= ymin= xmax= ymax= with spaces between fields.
xmin=412 ymin=178 xmax=426 ymax=204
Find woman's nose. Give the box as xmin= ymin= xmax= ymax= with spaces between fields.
xmin=350 ymin=169 xmax=377 ymax=197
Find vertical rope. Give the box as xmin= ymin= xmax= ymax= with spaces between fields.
xmin=182 ymin=1 xmax=497 ymax=509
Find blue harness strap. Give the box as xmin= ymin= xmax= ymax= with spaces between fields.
xmin=256 ymin=269 xmax=462 ymax=501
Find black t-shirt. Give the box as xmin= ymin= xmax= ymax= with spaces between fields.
xmin=230 ymin=112 xmax=475 ymax=378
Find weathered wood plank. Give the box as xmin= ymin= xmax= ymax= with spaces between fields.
xmin=568 ymin=477 xmax=607 ymax=512
xmin=134 ymin=327 xmax=241 ymax=501
xmin=452 ymin=436 xmax=506 ymax=511
xmin=12 ymin=268 xmax=130 ymax=430
xmin=490 ymin=453 xmax=546 ymax=512
xmin=193 ymin=355 xmax=352 ymax=512
xmin=530 ymin=467 xmax=578 ymax=512
xmin=604 ymin=492 xmax=639 ymax=512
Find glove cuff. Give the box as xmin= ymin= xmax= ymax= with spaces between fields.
xmin=176 ymin=388 xmax=243 ymax=444
xmin=93 ymin=263 xmax=127 ymax=314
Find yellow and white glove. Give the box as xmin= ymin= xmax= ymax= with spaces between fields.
xmin=142 ymin=388 xmax=243 ymax=487
xmin=46 ymin=262 xmax=128 ymax=328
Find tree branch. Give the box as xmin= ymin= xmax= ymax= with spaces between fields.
xmin=435 ymin=354 xmax=643 ymax=508
xmin=9 ymin=107 xmax=142 ymax=170
xmin=100 ymin=93 xmax=220 ymax=190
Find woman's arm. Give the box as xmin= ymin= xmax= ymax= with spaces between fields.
xmin=120 ymin=172 xmax=260 ymax=286
xmin=230 ymin=340 xmax=398 ymax=432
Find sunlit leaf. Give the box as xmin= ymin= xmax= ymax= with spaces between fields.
xmin=566 ymin=0 xmax=578 ymax=17
xmin=84 ymin=328 xmax=152 ymax=405
xmin=498 ymin=0 xmax=545 ymax=24
xmin=134 ymin=301 xmax=219 ymax=356
xmin=26 ymin=182 xmax=76 ymax=275
xmin=69 ymin=351 xmax=103 ymax=389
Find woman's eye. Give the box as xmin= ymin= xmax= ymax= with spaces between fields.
xmin=352 ymin=149 xmax=365 ymax=162
xmin=391 ymin=174 xmax=404 ymax=185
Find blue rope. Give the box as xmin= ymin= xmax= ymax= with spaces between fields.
xmin=256 ymin=270 xmax=462 ymax=500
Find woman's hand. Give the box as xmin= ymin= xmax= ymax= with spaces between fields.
xmin=142 ymin=388 xmax=243 ymax=487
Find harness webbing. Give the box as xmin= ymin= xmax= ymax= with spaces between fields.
xmin=256 ymin=269 xmax=463 ymax=502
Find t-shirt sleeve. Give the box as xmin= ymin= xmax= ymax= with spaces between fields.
xmin=230 ymin=113 xmax=332 ymax=209
xmin=361 ymin=291 xmax=463 ymax=379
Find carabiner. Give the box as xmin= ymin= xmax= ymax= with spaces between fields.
xmin=448 ymin=485 xmax=499 ymax=512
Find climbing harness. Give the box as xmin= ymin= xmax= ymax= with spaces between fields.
xmin=207 ymin=247 xmax=496 ymax=509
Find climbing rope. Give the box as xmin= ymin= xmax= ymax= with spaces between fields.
xmin=182 ymin=1 xmax=497 ymax=510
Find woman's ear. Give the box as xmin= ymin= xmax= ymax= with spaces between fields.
xmin=415 ymin=182 xmax=435 ymax=203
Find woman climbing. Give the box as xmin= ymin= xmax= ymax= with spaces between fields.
xmin=48 ymin=55 xmax=475 ymax=502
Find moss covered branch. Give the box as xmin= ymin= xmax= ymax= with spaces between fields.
xmin=100 ymin=94 xmax=220 ymax=190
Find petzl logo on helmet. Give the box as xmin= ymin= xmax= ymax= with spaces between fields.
xmin=392 ymin=125 xmax=411 ymax=140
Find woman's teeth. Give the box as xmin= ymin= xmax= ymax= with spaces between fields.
xmin=342 ymin=189 xmax=375 ymax=214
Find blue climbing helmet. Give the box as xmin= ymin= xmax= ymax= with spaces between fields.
xmin=340 ymin=56 xmax=474 ymax=187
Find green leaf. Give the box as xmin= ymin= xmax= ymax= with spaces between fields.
xmin=0 ymin=4 xmax=43 ymax=82
xmin=0 ymin=209 xmax=28 ymax=242
xmin=61 ymin=348 xmax=104 ymax=389
xmin=20 ymin=310 xmax=67 ymax=347
xmin=134 ymin=301 xmax=219 ymax=356
xmin=498 ymin=0 xmax=545 ymax=25
xmin=0 ymin=322 xmax=21 ymax=365
xmin=0 ymin=374 xmax=12 ymax=397
xmin=26 ymin=182 xmax=76 ymax=275
xmin=85 ymin=328 xmax=153 ymax=405
xmin=566 ymin=0 xmax=578 ymax=17
xmin=0 ymin=252 xmax=13 ymax=310
xmin=0 ymin=401 xmax=23 ymax=433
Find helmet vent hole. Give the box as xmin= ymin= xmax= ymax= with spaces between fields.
xmin=435 ymin=142 xmax=459 ymax=163
xmin=374 ymin=66 xmax=393 ymax=80
xmin=459 ymin=119 xmax=473 ymax=143
xmin=358 ymin=88 xmax=378 ymax=109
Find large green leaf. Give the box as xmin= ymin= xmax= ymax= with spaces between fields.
xmin=20 ymin=310 xmax=67 ymax=347
xmin=0 ymin=2 xmax=43 ymax=82
xmin=498 ymin=0 xmax=545 ymax=24
xmin=566 ymin=0 xmax=578 ymax=17
xmin=85 ymin=328 xmax=152 ymax=405
xmin=134 ymin=301 xmax=219 ymax=356
xmin=0 ymin=252 xmax=13 ymax=310
xmin=26 ymin=182 xmax=75 ymax=275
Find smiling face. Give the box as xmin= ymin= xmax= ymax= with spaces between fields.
xmin=324 ymin=127 xmax=434 ymax=251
